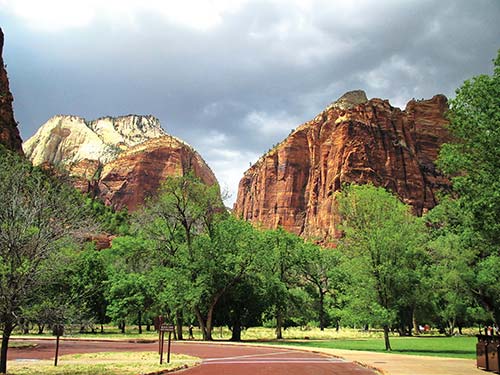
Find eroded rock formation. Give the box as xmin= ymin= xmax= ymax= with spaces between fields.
xmin=72 ymin=136 xmax=218 ymax=211
xmin=24 ymin=114 xmax=166 ymax=165
xmin=234 ymin=91 xmax=450 ymax=243
xmin=0 ymin=28 xmax=23 ymax=153
xmin=24 ymin=115 xmax=217 ymax=211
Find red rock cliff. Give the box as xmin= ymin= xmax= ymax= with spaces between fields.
xmin=0 ymin=28 xmax=23 ymax=153
xmin=234 ymin=91 xmax=450 ymax=243
xmin=70 ymin=135 xmax=218 ymax=211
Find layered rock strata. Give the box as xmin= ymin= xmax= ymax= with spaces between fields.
xmin=0 ymin=28 xmax=23 ymax=153
xmin=234 ymin=91 xmax=450 ymax=243
xmin=24 ymin=115 xmax=217 ymax=211
xmin=71 ymin=135 xmax=218 ymax=211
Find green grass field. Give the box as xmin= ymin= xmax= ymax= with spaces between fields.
xmin=8 ymin=352 xmax=199 ymax=375
xmin=272 ymin=336 xmax=477 ymax=359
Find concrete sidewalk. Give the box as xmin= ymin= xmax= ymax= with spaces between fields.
xmin=268 ymin=344 xmax=483 ymax=375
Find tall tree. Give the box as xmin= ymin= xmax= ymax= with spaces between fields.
xmin=135 ymin=173 xmax=223 ymax=339
xmin=337 ymin=184 xmax=426 ymax=350
xmin=190 ymin=216 xmax=260 ymax=340
xmin=261 ymin=228 xmax=303 ymax=339
xmin=0 ymin=147 xmax=92 ymax=373
xmin=296 ymin=243 xmax=345 ymax=331
xmin=437 ymin=51 xmax=500 ymax=323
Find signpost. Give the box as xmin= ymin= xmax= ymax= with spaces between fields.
xmin=159 ymin=323 xmax=175 ymax=364
xmin=52 ymin=324 xmax=64 ymax=367
xmin=154 ymin=316 xmax=164 ymax=354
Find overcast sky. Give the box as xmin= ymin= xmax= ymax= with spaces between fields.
xmin=1 ymin=0 xmax=499 ymax=205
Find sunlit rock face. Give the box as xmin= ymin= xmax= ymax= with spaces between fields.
xmin=0 ymin=28 xmax=23 ymax=153
xmin=234 ymin=91 xmax=451 ymax=244
xmin=24 ymin=114 xmax=165 ymax=165
xmin=79 ymin=135 xmax=218 ymax=211
xmin=24 ymin=115 xmax=218 ymax=211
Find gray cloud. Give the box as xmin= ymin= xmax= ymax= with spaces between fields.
xmin=1 ymin=0 xmax=499 ymax=205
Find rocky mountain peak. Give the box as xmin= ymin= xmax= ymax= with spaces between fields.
xmin=328 ymin=90 xmax=369 ymax=110
xmin=23 ymin=114 xmax=166 ymax=166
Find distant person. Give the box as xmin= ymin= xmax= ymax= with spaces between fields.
xmin=189 ymin=324 xmax=194 ymax=340
xmin=486 ymin=326 xmax=493 ymax=336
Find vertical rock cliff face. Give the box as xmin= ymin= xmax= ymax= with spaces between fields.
xmin=74 ymin=136 xmax=218 ymax=211
xmin=0 ymin=28 xmax=23 ymax=153
xmin=234 ymin=91 xmax=450 ymax=243
xmin=24 ymin=115 xmax=218 ymax=211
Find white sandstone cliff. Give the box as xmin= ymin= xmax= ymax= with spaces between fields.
xmin=23 ymin=114 xmax=166 ymax=165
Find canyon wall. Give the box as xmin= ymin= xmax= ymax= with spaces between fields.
xmin=0 ymin=28 xmax=23 ymax=153
xmin=234 ymin=91 xmax=450 ymax=244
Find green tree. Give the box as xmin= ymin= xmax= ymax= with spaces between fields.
xmin=214 ymin=273 xmax=269 ymax=341
xmin=0 ymin=147 xmax=93 ymax=373
xmin=437 ymin=51 xmax=500 ymax=324
xmin=261 ymin=228 xmax=303 ymax=339
xmin=337 ymin=184 xmax=426 ymax=350
xmin=136 ymin=173 xmax=222 ymax=339
xmin=106 ymin=271 xmax=155 ymax=334
xmin=103 ymin=235 xmax=157 ymax=333
xmin=190 ymin=216 xmax=260 ymax=340
xmin=70 ymin=245 xmax=110 ymax=333
xmin=296 ymin=243 xmax=345 ymax=331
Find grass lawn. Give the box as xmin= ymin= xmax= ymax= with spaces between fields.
xmin=7 ymin=351 xmax=199 ymax=375
xmin=274 ymin=336 xmax=477 ymax=359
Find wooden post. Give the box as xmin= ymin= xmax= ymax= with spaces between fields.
xmin=52 ymin=324 xmax=64 ymax=367
xmin=158 ymin=330 xmax=161 ymax=354
xmin=167 ymin=331 xmax=172 ymax=363
xmin=159 ymin=331 xmax=165 ymax=365
xmin=54 ymin=334 xmax=60 ymax=366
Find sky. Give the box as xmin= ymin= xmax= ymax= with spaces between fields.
xmin=1 ymin=0 xmax=499 ymax=206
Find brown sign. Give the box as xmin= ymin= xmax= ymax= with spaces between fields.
xmin=160 ymin=324 xmax=175 ymax=333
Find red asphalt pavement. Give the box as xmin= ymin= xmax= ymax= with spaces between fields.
xmin=9 ymin=339 xmax=377 ymax=374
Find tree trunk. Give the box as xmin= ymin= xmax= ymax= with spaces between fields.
xmin=383 ymin=325 xmax=392 ymax=351
xmin=205 ymin=305 xmax=215 ymax=341
xmin=319 ymin=292 xmax=325 ymax=331
xmin=0 ymin=321 xmax=14 ymax=374
xmin=119 ymin=321 xmax=125 ymax=334
xmin=336 ymin=320 xmax=340 ymax=332
xmin=194 ymin=307 xmax=209 ymax=341
xmin=276 ymin=308 xmax=283 ymax=339
xmin=412 ymin=309 xmax=419 ymax=336
xmin=176 ymin=310 xmax=183 ymax=340
xmin=38 ymin=324 xmax=44 ymax=334
xmin=100 ymin=324 xmax=104 ymax=333
xmin=231 ymin=315 xmax=242 ymax=341
xmin=138 ymin=311 xmax=142 ymax=334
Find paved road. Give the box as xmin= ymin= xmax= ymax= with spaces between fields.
xmin=9 ymin=339 xmax=377 ymax=374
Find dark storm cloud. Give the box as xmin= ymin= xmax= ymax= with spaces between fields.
xmin=1 ymin=0 xmax=499 ymax=204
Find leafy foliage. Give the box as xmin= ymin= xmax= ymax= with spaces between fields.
xmin=436 ymin=50 xmax=500 ymax=324
xmin=0 ymin=146 xmax=94 ymax=372
xmin=337 ymin=184 xmax=427 ymax=350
